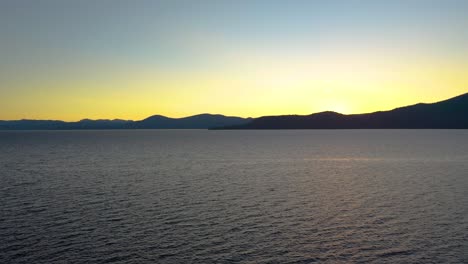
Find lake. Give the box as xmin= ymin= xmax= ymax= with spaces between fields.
xmin=1 ymin=130 xmax=467 ymax=263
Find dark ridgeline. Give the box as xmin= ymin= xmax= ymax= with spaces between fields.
xmin=0 ymin=114 xmax=251 ymax=130
xmin=1 ymin=93 xmax=467 ymax=130
xmin=0 ymin=119 xmax=133 ymax=130
xmin=128 ymin=114 xmax=251 ymax=129
xmin=216 ymin=92 xmax=468 ymax=129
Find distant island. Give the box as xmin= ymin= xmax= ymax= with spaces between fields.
xmin=1 ymin=93 xmax=467 ymax=130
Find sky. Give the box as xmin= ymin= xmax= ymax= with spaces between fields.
xmin=1 ymin=0 xmax=467 ymax=121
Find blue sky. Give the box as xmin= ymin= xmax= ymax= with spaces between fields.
xmin=1 ymin=0 xmax=467 ymax=120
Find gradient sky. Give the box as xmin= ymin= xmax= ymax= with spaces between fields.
xmin=1 ymin=0 xmax=467 ymax=121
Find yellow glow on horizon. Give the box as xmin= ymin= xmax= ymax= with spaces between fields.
xmin=1 ymin=48 xmax=467 ymax=121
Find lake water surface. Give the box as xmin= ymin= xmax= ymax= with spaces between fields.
xmin=1 ymin=130 xmax=467 ymax=263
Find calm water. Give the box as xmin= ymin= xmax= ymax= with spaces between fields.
xmin=1 ymin=130 xmax=467 ymax=263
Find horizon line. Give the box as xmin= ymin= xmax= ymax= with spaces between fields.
xmin=1 ymin=92 xmax=466 ymax=122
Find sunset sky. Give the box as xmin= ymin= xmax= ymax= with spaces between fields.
xmin=1 ymin=0 xmax=467 ymax=121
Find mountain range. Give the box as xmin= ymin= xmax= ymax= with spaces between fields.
xmin=1 ymin=93 xmax=467 ymax=130
xmin=0 ymin=114 xmax=250 ymax=130
xmin=217 ymin=92 xmax=468 ymax=129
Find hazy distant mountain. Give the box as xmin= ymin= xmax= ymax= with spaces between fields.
xmin=0 ymin=114 xmax=251 ymax=130
xmin=1 ymin=93 xmax=467 ymax=130
xmin=128 ymin=114 xmax=251 ymax=129
xmin=70 ymin=119 xmax=133 ymax=129
xmin=216 ymin=93 xmax=468 ymax=129
xmin=0 ymin=120 xmax=67 ymax=130
xmin=0 ymin=119 xmax=133 ymax=130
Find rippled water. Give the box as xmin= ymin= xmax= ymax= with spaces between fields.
xmin=1 ymin=130 xmax=467 ymax=263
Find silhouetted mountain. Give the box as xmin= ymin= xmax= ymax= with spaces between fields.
xmin=70 ymin=119 xmax=133 ymax=129
xmin=0 ymin=119 xmax=133 ymax=130
xmin=0 ymin=120 xmax=67 ymax=130
xmin=0 ymin=114 xmax=251 ymax=130
xmin=128 ymin=114 xmax=251 ymax=129
xmin=216 ymin=93 xmax=468 ymax=129
xmin=1 ymin=93 xmax=467 ymax=130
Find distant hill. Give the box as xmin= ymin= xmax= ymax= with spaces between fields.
xmin=216 ymin=93 xmax=468 ymax=129
xmin=0 ymin=114 xmax=251 ymax=130
xmin=0 ymin=119 xmax=133 ymax=130
xmin=128 ymin=114 xmax=251 ymax=129
xmin=1 ymin=93 xmax=467 ymax=130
